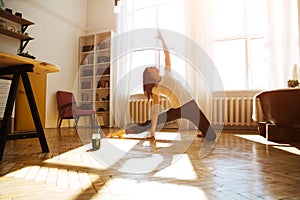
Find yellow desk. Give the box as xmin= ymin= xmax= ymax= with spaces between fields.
xmin=0 ymin=52 xmax=59 ymax=160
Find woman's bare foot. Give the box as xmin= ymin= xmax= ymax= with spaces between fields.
xmin=197 ymin=132 xmax=204 ymax=137
xmin=107 ymin=129 xmax=126 ymax=138
xmin=145 ymin=135 xmax=156 ymax=140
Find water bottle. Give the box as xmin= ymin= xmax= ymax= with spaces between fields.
xmin=92 ymin=129 xmax=101 ymax=150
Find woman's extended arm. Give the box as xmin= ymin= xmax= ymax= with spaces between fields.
xmin=158 ymin=31 xmax=171 ymax=71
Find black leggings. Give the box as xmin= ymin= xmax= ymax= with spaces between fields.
xmin=125 ymin=100 xmax=212 ymax=136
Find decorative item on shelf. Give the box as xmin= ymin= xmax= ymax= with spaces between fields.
xmin=15 ymin=12 xmax=22 ymax=17
xmin=288 ymin=64 xmax=299 ymax=88
xmin=96 ymin=41 xmax=110 ymax=50
xmin=97 ymin=108 xmax=105 ymax=112
xmin=17 ymin=50 xmax=36 ymax=59
xmin=82 ymin=45 xmax=94 ymax=52
xmin=81 ymin=55 xmax=94 ymax=65
xmin=288 ymin=80 xmax=299 ymax=88
xmin=96 ymin=42 xmax=106 ymax=50
xmin=81 ymin=81 xmax=91 ymax=89
xmin=97 ymin=79 xmax=109 ymax=88
xmin=81 ymin=93 xmax=90 ymax=101
xmin=4 ymin=8 xmax=12 ymax=13
xmin=7 ymin=25 xmax=16 ymax=32
xmin=292 ymin=64 xmax=298 ymax=80
xmin=97 ymin=56 xmax=110 ymax=63
xmin=83 ymin=68 xmax=93 ymax=76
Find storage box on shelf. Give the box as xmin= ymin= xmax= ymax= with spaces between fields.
xmin=78 ymin=31 xmax=113 ymax=127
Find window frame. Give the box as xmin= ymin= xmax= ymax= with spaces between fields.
xmin=211 ymin=0 xmax=267 ymax=90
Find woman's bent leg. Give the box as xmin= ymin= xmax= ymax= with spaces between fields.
xmin=181 ymin=100 xmax=216 ymax=141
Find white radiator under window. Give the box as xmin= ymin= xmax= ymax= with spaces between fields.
xmin=212 ymin=90 xmax=263 ymax=129
xmin=128 ymin=91 xmax=263 ymax=129
xmin=129 ymin=98 xmax=171 ymax=124
xmin=212 ymin=97 xmax=256 ymax=126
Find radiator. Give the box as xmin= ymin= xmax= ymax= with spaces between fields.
xmin=129 ymin=93 xmax=263 ymax=128
xmin=212 ymin=97 xmax=262 ymax=127
xmin=129 ymin=98 xmax=171 ymax=124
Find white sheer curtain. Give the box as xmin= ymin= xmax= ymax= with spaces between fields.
xmin=184 ymin=0 xmax=216 ymax=121
xmin=266 ymin=0 xmax=299 ymax=89
xmin=113 ymin=1 xmax=160 ymax=128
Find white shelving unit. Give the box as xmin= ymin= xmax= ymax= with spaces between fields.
xmin=78 ymin=31 xmax=113 ymax=127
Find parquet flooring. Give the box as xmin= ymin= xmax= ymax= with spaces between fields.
xmin=0 ymin=127 xmax=299 ymax=200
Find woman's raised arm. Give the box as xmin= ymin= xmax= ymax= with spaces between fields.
xmin=157 ymin=31 xmax=171 ymax=71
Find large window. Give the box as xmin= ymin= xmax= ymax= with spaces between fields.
xmin=118 ymin=0 xmax=299 ymax=91
xmin=212 ymin=0 xmax=268 ymax=90
xmin=131 ymin=0 xmax=184 ymax=32
xmin=120 ymin=0 xmax=186 ymax=94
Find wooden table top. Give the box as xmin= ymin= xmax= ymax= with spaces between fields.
xmin=0 ymin=51 xmax=60 ymax=74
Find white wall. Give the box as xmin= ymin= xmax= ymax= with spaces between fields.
xmin=0 ymin=0 xmax=87 ymax=128
xmin=0 ymin=0 xmax=116 ymax=128
xmin=86 ymin=0 xmax=116 ymax=34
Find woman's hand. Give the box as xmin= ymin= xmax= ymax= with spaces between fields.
xmin=157 ymin=30 xmax=163 ymax=41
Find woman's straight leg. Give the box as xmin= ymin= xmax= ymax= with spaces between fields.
xmin=125 ymin=107 xmax=181 ymax=134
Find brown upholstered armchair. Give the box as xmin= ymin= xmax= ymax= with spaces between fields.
xmin=56 ymin=91 xmax=96 ymax=128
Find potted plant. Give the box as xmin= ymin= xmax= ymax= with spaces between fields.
xmin=287 ymin=79 xmax=299 ymax=88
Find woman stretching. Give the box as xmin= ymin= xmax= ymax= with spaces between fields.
xmin=108 ymin=31 xmax=216 ymax=141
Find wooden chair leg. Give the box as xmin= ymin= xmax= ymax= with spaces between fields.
xmin=74 ymin=117 xmax=79 ymax=127
xmin=90 ymin=115 xmax=94 ymax=128
xmin=57 ymin=117 xmax=63 ymax=128
xmin=92 ymin=115 xmax=99 ymax=128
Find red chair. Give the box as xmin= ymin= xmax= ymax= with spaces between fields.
xmin=56 ymin=91 xmax=96 ymax=128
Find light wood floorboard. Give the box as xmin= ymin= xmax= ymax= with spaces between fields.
xmin=0 ymin=127 xmax=299 ymax=200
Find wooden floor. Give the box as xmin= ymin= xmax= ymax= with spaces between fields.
xmin=0 ymin=127 xmax=299 ymax=200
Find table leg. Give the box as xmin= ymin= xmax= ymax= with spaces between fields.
xmin=0 ymin=73 xmax=21 ymax=161
xmin=20 ymin=72 xmax=49 ymax=153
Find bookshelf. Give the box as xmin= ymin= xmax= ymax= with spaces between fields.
xmin=78 ymin=31 xmax=113 ymax=127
